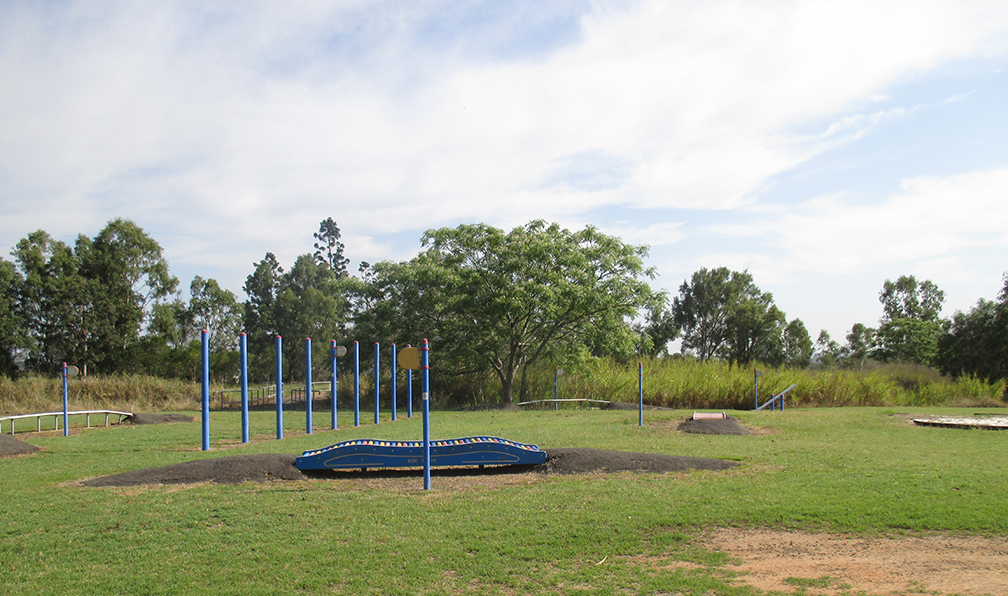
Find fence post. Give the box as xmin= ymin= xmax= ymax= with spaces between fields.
xmin=330 ymin=340 xmax=338 ymax=430
xmin=638 ymin=362 xmax=643 ymax=427
xmin=354 ymin=341 xmax=360 ymax=427
xmin=391 ymin=343 xmax=397 ymax=421
xmin=407 ymin=344 xmax=413 ymax=418
xmin=374 ymin=342 xmax=380 ymax=425
xmin=62 ymin=362 xmax=69 ymax=437
xmin=422 ymin=338 xmax=431 ymax=491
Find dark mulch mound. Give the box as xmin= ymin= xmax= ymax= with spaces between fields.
xmin=126 ymin=413 xmax=194 ymax=425
xmin=82 ymin=447 xmax=738 ymax=487
xmin=677 ymin=416 xmax=752 ymax=436
xmin=81 ymin=453 xmax=302 ymax=487
xmin=0 ymin=434 xmax=42 ymax=457
xmin=540 ymin=448 xmax=738 ymax=474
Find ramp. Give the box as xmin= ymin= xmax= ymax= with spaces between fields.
xmin=295 ymin=436 xmax=547 ymax=471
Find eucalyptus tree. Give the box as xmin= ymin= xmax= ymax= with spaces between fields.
xmin=937 ymin=275 xmax=1008 ymax=382
xmin=874 ymin=275 xmax=945 ymax=365
xmin=0 ymin=257 xmax=24 ymax=377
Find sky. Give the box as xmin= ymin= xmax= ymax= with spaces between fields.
xmin=2 ymin=0 xmax=1007 ymax=346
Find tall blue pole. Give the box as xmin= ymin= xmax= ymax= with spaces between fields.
xmin=407 ymin=344 xmax=413 ymax=418
xmin=638 ymin=361 xmax=644 ymax=427
xmin=62 ymin=362 xmax=69 ymax=437
xmin=240 ymin=333 xmax=249 ymax=443
xmin=373 ymin=342 xmax=380 ymax=425
xmin=353 ymin=341 xmax=360 ymax=426
xmin=201 ymin=330 xmax=210 ymax=450
xmin=390 ymin=343 xmax=397 ymax=421
xmin=754 ymin=368 xmax=759 ymax=410
xmin=330 ymin=340 xmax=338 ymax=430
xmin=305 ymin=337 xmax=313 ymax=434
xmin=276 ymin=335 xmax=283 ymax=440
xmin=422 ymin=338 xmax=431 ymax=491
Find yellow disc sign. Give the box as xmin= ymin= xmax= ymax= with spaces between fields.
xmin=397 ymin=347 xmax=421 ymax=370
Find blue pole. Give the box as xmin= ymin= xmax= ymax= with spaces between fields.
xmin=353 ymin=341 xmax=360 ymax=426
xmin=330 ymin=340 xmax=338 ymax=430
xmin=276 ymin=335 xmax=283 ymax=440
xmin=422 ymin=338 xmax=431 ymax=491
xmin=754 ymin=368 xmax=758 ymax=411
xmin=374 ymin=342 xmax=380 ymax=425
xmin=62 ymin=362 xmax=69 ymax=437
xmin=305 ymin=337 xmax=313 ymax=434
xmin=407 ymin=344 xmax=413 ymax=418
xmin=638 ymin=361 xmax=643 ymax=427
xmin=240 ymin=333 xmax=249 ymax=443
xmin=202 ymin=330 xmax=210 ymax=450
xmin=391 ymin=343 xmax=397 ymax=422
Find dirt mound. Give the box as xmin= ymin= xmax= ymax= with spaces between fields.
xmin=0 ymin=434 xmax=42 ymax=457
xmin=126 ymin=413 xmax=194 ymax=425
xmin=678 ymin=415 xmax=752 ymax=436
xmin=81 ymin=453 xmax=302 ymax=487
xmin=540 ymin=448 xmax=738 ymax=474
xmin=82 ymin=447 xmax=739 ymax=487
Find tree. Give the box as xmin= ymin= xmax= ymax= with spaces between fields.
xmin=783 ymin=318 xmax=813 ymax=368
xmin=874 ymin=275 xmax=945 ymax=365
xmin=814 ymin=330 xmax=841 ymax=367
xmin=937 ymin=274 xmax=1008 ymax=382
xmin=672 ymin=267 xmax=785 ymax=363
xmin=75 ymin=218 xmax=178 ymax=373
xmin=0 ymin=257 xmax=24 ymax=377
xmin=634 ymin=295 xmax=679 ymax=357
xmin=844 ymin=323 xmax=876 ymax=369
xmin=313 ymin=217 xmax=350 ymax=276
xmin=359 ymin=221 xmax=657 ymax=403
xmin=188 ymin=276 xmax=242 ymax=352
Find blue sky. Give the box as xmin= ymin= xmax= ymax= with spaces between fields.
xmin=2 ymin=1 xmax=1007 ymax=345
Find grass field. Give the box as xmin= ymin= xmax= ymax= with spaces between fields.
xmin=2 ymin=406 xmax=1006 ymax=595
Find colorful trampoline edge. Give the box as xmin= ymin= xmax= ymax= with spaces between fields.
xmin=295 ymin=436 xmax=547 ymax=471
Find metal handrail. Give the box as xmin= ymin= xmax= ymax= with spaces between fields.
xmin=756 ymin=383 xmax=797 ymax=411
xmin=1 ymin=409 xmax=133 ymax=435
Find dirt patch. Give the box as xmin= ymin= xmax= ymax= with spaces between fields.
xmin=126 ymin=413 xmax=194 ymax=425
xmin=707 ymin=527 xmax=1008 ymax=595
xmin=0 ymin=434 xmax=42 ymax=457
xmin=81 ymin=447 xmax=739 ymax=488
xmin=677 ymin=415 xmax=752 ymax=436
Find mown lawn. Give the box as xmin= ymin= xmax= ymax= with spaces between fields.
xmin=1 ymin=406 xmax=1005 ymax=595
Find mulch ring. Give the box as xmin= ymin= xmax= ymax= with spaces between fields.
xmin=81 ymin=447 xmax=739 ymax=488
xmin=0 ymin=434 xmax=42 ymax=457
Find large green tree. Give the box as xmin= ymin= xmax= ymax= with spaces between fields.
xmin=874 ymin=275 xmax=945 ymax=365
xmin=672 ymin=267 xmax=786 ymax=364
xmin=359 ymin=221 xmax=657 ymax=403
xmin=0 ymin=257 xmax=24 ymax=377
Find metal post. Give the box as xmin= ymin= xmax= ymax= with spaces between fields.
xmin=422 ymin=338 xmax=431 ymax=491
xmin=391 ymin=343 xmax=397 ymax=421
xmin=276 ymin=335 xmax=283 ymax=440
xmin=407 ymin=344 xmax=413 ymax=418
xmin=353 ymin=341 xmax=360 ymax=427
xmin=330 ymin=340 xmax=338 ymax=430
xmin=638 ymin=361 xmax=643 ymax=427
xmin=305 ymin=337 xmax=313 ymax=434
xmin=374 ymin=342 xmax=380 ymax=425
xmin=241 ymin=333 xmax=249 ymax=443
xmin=62 ymin=362 xmax=69 ymax=437
xmin=201 ymin=330 xmax=210 ymax=450
xmin=754 ymin=368 xmax=759 ymax=410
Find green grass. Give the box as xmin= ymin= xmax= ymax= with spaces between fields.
xmin=2 ymin=406 xmax=1007 ymax=595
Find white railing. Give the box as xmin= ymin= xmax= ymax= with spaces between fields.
xmin=0 ymin=410 xmax=133 ymax=435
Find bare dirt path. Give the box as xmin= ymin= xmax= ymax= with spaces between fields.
xmin=708 ymin=527 xmax=1008 ymax=595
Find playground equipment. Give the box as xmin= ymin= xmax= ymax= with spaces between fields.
xmin=295 ymin=436 xmax=547 ymax=471
xmin=756 ymin=383 xmax=796 ymax=411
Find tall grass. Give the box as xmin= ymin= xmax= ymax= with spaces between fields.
xmin=518 ymin=358 xmax=1006 ymax=409
xmin=0 ymin=374 xmax=202 ymax=415
xmin=2 ymin=358 xmax=1004 ymax=415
